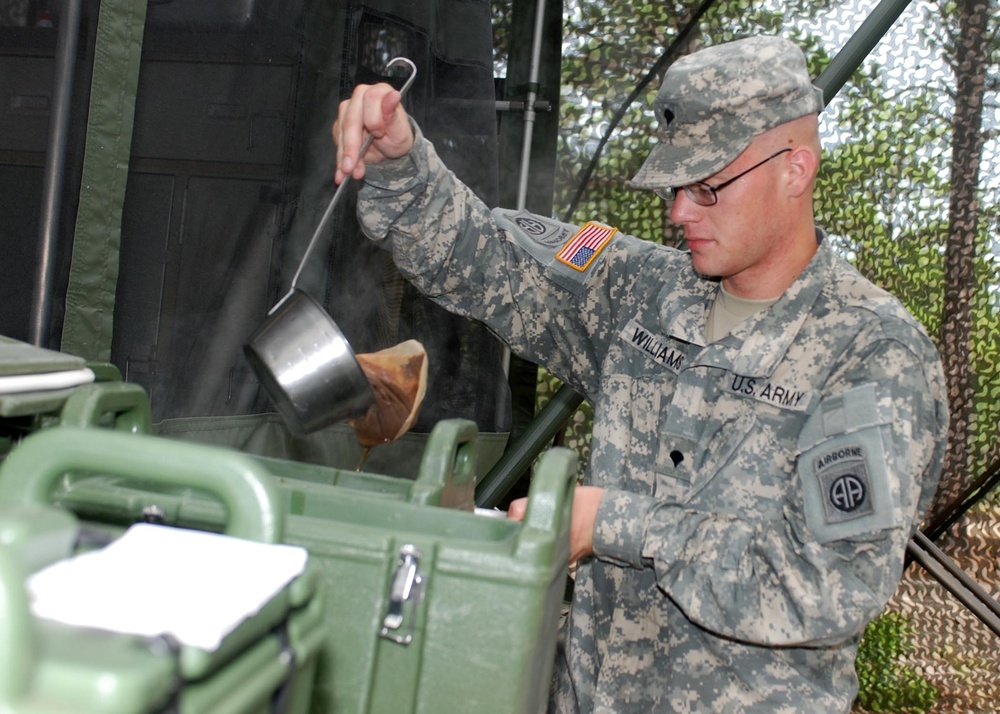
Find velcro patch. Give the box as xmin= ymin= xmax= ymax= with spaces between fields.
xmin=799 ymin=427 xmax=896 ymax=542
xmin=556 ymin=222 xmax=617 ymax=271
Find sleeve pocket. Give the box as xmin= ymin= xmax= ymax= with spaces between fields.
xmin=797 ymin=384 xmax=899 ymax=544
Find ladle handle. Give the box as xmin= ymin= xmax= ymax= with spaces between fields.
xmin=287 ymin=56 xmax=418 ymax=297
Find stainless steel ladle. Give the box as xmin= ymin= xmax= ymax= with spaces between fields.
xmin=244 ymin=57 xmax=417 ymax=436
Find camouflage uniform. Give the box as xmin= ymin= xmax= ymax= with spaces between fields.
xmin=355 ymin=36 xmax=948 ymax=714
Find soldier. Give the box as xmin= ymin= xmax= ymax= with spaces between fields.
xmin=334 ymin=35 xmax=949 ymax=713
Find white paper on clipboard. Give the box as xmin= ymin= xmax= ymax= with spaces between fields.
xmin=27 ymin=523 xmax=309 ymax=651
xmin=0 ymin=367 xmax=95 ymax=394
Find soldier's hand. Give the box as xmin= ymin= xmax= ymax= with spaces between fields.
xmin=332 ymin=83 xmax=414 ymax=185
xmin=508 ymin=486 xmax=604 ymax=564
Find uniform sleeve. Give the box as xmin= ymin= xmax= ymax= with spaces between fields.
xmin=357 ymin=129 xmax=663 ymax=396
xmin=592 ymin=329 xmax=948 ymax=647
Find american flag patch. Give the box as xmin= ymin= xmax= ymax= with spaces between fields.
xmin=555 ymin=222 xmax=617 ymax=271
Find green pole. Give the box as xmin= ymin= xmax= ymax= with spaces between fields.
xmin=476 ymin=384 xmax=584 ymax=508
xmin=813 ymin=0 xmax=915 ymax=104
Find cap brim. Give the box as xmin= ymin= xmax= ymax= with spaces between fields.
xmin=629 ymin=135 xmax=752 ymax=191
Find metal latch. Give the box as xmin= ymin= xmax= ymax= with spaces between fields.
xmin=379 ymin=544 xmax=423 ymax=645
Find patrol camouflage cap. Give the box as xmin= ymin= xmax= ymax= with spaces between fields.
xmin=630 ymin=35 xmax=825 ymax=190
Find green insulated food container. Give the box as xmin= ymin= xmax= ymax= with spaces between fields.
xmin=46 ymin=418 xmax=479 ymax=533
xmin=287 ymin=445 xmax=576 ymax=714
xmin=0 ymin=431 xmax=324 ymax=714
xmin=1 ymin=423 xmax=577 ymax=714
xmin=1 ymin=371 xmax=152 ymax=462
xmin=0 ymin=336 xmax=147 ymax=454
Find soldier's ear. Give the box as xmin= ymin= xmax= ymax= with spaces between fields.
xmin=786 ymin=145 xmax=818 ymax=199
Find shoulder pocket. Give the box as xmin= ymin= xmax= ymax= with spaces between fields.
xmin=797 ymin=384 xmax=898 ymax=543
xmin=494 ymin=209 xmax=614 ymax=295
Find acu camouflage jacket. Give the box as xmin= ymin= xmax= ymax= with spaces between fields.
xmin=357 ymin=130 xmax=949 ymax=714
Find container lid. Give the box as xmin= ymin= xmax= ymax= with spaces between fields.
xmin=0 ymin=335 xmax=87 ymax=377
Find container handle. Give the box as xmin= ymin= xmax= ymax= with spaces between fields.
xmin=411 ymin=418 xmax=478 ymax=508
xmin=0 ymin=428 xmax=283 ymax=543
xmin=0 ymin=545 xmax=35 ymax=704
xmin=515 ymin=447 xmax=578 ymax=559
xmin=58 ymin=381 xmax=152 ymax=434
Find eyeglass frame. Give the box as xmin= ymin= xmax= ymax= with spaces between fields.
xmin=655 ymin=148 xmax=792 ymax=206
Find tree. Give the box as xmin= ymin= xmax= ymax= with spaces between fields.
xmin=932 ymin=0 xmax=999 ymax=518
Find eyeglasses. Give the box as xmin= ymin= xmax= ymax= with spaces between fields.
xmin=655 ymin=148 xmax=792 ymax=206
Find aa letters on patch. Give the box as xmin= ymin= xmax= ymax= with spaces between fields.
xmin=797 ymin=384 xmax=898 ymax=543
xmin=556 ymin=222 xmax=616 ymax=271
xmin=815 ymin=444 xmax=874 ymax=523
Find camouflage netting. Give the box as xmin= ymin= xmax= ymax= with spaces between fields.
xmin=494 ymin=0 xmax=999 ymax=710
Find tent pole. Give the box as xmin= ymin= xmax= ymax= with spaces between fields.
xmin=478 ymin=382 xmax=583 ymax=508
xmin=907 ymin=532 xmax=1000 ymax=638
xmin=500 ymin=0 xmax=548 ymax=381
xmin=30 ymin=0 xmax=83 ymax=348
xmin=514 ymin=0 xmax=548 ymax=211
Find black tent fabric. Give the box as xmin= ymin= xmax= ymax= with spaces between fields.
xmin=116 ymin=0 xmax=508 ymax=435
xmin=1 ymin=0 xmax=510 ymax=459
